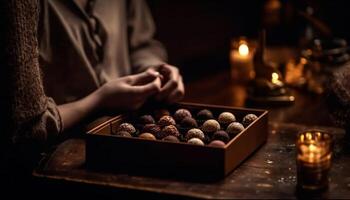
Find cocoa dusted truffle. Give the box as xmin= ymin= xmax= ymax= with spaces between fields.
xmin=186 ymin=128 xmax=205 ymax=141
xmin=218 ymin=112 xmax=236 ymax=126
xmin=226 ymin=122 xmax=244 ymax=137
xmin=242 ymin=114 xmax=258 ymax=127
xmin=202 ymin=119 xmax=221 ymax=133
xmin=139 ymin=133 xmax=156 ymax=140
xmin=162 ymin=135 xmax=180 ymax=143
xmin=196 ymin=109 xmax=214 ymax=120
xmin=212 ymin=130 xmax=230 ymax=143
xmin=158 ymin=115 xmax=176 ymax=127
xmin=180 ymin=117 xmax=198 ymax=129
xmin=139 ymin=115 xmax=155 ymax=125
xmin=174 ymin=108 xmax=192 ymax=122
xmin=187 ymin=138 xmax=205 ymax=146
xmin=154 ymin=109 xmax=171 ymax=120
xmin=157 ymin=125 xmax=180 ymax=139
xmin=117 ymin=123 xmax=136 ymax=134
xmin=112 ymin=131 xmax=132 ymax=137
xmin=209 ymin=140 xmax=226 ymax=148
xmin=142 ymin=124 xmax=161 ymax=135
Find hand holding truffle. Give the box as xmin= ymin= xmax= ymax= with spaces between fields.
xmin=151 ymin=64 xmax=185 ymax=104
xmin=96 ymin=69 xmax=162 ymax=111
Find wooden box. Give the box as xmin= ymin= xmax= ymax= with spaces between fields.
xmin=86 ymin=102 xmax=268 ymax=180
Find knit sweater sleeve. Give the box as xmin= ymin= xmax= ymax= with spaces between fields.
xmin=326 ymin=63 xmax=350 ymax=132
xmin=0 ymin=0 xmax=62 ymax=148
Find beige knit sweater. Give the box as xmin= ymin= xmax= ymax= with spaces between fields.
xmin=0 ymin=0 xmax=61 ymax=150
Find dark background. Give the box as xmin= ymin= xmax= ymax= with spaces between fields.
xmin=147 ymin=0 xmax=350 ymax=82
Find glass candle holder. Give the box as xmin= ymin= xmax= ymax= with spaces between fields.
xmin=230 ymin=37 xmax=256 ymax=83
xmin=296 ymin=130 xmax=333 ymax=191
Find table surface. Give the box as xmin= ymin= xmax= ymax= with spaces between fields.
xmin=34 ymin=123 xmax=350 ymax=199
xmin=33 ymin=66 xmax=350 ymax=198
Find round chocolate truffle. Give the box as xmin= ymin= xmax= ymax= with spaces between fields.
xmin=162 ymin=135 xmax=180 ymax=143
xmin=180 ymin=117 xmax=198 ymax=129
xmin=202 ymin=119 xmax=221 ymax=133
xmin=186 ymin=128 xmax=205 ymax=141
xmin=142 ymin=124 xmax=161 ymax=135
xmin=157 ymin=125 xmax=180 ymax=139
xmin=154 ymin=109 xmax=171 ymax=120
xmin=117 ymin=123 xmax=136 ymax=134
xmin=187 ymin=138 xmax=205 ymax=146
xmin=158 ymin=115 xmax=176 ymax=127
xmin=139 ymin=133 xmax=156 ymax=140
xmin=218 ymin=112 xmax=236 ymax=126
xmin=242 ymin=114 xmax=258 ymax=127
xmin=138 ymin=115 xmax=155 ymax=125
xmin=212 ymin=130 xmax=230 ymax=143
xmin=226 ymin=122 xmax=244 ymax=137
xmin=174 ymin=108 xmax=192 ymax=122
xmin=112 ymin=131 xmax=132 ymax=137
xmin=196 ymin=109 xmax=214 ymax=120
xmin=208 ymin=140 xmax=226 ymax=148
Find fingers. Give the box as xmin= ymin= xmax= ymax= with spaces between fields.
xmin=155 ymin=65 xmax=181 ymax=101
xmin=165 ymin=76 xmax=185 ymax=103
xmin=126 ymin=69 xmax=160 ymax=86
xmin=133 ymin=76 xmax=162 ymax=97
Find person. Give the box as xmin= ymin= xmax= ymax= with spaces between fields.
xmin=0 ymin=0 xmax=184 ymax=193
xmin=39 ymin=0 xmax=185 ymax=133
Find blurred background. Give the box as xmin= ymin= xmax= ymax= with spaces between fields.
xmin=148 ymin=0 xmax=350 ymax=82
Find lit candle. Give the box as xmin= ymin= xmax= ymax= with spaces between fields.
xmin=271 ymin=72 xmax=283 ymax=87
xmin=230 ymin=39 xmax=255 ymax=83
xmin=296 ymin=131 xmax=333 ymax=191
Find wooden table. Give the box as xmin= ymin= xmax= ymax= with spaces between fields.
xmin=33 ymin=70 xmax=350 ymax=199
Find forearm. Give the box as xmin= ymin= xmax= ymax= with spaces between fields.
xmin=57 ymin=90 xmax=101 ymax=132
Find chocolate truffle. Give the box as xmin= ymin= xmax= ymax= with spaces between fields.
xmin=180 ymin=117 xmax=198 ymax=128
xmin=157 ymin=125 xmax=180 ymax=139
xmin=202 ymin=119 xmax=221 ymax=133
xmin=112 ymin=131 xmax=132 ymax=137
xmin=226 ymin=122 xmax=244 ymax=137
xmin=218 ymin=112 xmax=236 ymax=126
xmin=242 ymin=114 xmax=258 ymax=127
xmin=138 ymin=115 xmax=155 ymax=125
xmin=196 ymin=109 xmax=214 ymax=120
xmin=187 ymin=138 xmax=205 ymax=146
xmin=154 ymin=109 xmax=171 ymax=120
xmin=142 ymin=124 xmax=161 ymax=135
xmin=174 ymin=108 xmax=192 ymax=122
xmin=162 ymin=135 xmax=180 ymax=143
xmin=212 ymin=130 xmax=230 ymax=143
xmin=139 ymin=133 xmax=156 ymax=140
xmin=186 ymin=128 xmax=205 ymax=141
xmin=208 ymin=140 xmax=226 ymax=148
xmin=117 ymin=123 xmax=136 ymax=134
xmin=158 ymin=115 xmax=176 ymax=127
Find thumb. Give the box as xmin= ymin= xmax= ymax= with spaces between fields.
xmin=128 ymin=69 xmax=160 ymax=86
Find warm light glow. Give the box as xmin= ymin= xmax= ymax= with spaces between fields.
xmin=306 ymin=132 xmax=312 ymax=140
xmin=272 ymin=73 xmax=279 ymax=81
xmin=238 ymin=43 xmax=249 ymax=56
xmin=271 ymin=72 xmax=283 ymax=86
xmin=300 ymin=57 xmax=308 ymax=65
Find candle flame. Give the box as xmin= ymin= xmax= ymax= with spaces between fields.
xmin=306 ymin=132 xmax=312 ymax=140
xmin=271 ymin=72 xmax=283 ymax=86
xmin=238 ymin=43 xmax=249 ymax=56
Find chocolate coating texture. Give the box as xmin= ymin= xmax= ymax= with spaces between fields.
xmin=117 ymin=123 xmax=136 ymax=134
xmin=174 ymin=109 xmax=192 ymax=122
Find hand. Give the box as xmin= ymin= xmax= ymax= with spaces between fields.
xmin=96 ymin=69 xmax=162 ymax=111
xmin=151 ymin=64 xmax=185 ymax=103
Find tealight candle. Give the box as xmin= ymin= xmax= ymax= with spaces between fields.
xmin=230 ymin=38 xmax=255 ymax=83
xmin=296 ymin=130 xmax=333 ymax=191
